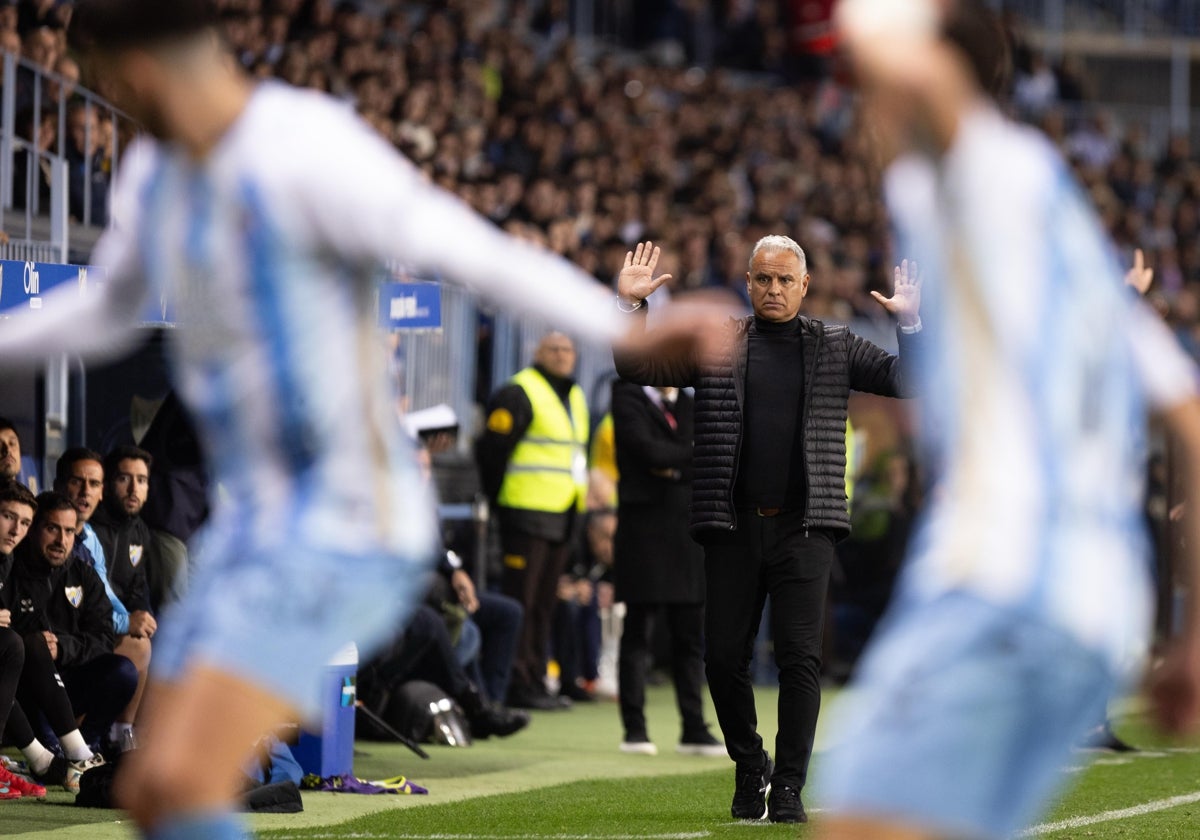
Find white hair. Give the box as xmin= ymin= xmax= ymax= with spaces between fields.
xmin=749 ymin=235 xmax=807 ymax=274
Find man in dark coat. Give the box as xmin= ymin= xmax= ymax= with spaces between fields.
xmin=611 ymin=380 xmax=722 ymax=757
xmin=9 ymin=492 xmax=137 ymax=755
xmin=613 ymin=238 xmax=921 ymax=823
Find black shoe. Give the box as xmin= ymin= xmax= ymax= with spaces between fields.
xmin=31 ymin=755 xmax=73 ymax=793
xmin=561 ymin=682 xmax=595 ymax=702
xmin=768 ymin=782 xmax=807 ymax=824
xmin=730 ymin=751 xmax=772 ymax=820
xmin=1080 ymin=722 xmax=1138 ymax=752
xmin=507 ymin=685 xmax=565 ymax=711
xmin=468 ymin=705 xmax=530 ymax=739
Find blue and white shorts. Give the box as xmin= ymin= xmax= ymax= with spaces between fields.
xmin=818 ymin=591 xmax=1117 ymax=840
xmin=151 ymin=509 xmax=431 ymax=723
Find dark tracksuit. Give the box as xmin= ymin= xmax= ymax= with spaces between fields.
xmin=90 ymin=503 xmax=154 ymax=616
xmin=8 ymin=544 xmax=137 ymax=746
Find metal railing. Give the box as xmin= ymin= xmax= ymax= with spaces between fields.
xmin=0 ymin=50 xmax=138 ymax=252
xmin=990 ymin=0 xmax=1200 ymax=37
xmin=392 ymin=282 xmax=480 ymax=450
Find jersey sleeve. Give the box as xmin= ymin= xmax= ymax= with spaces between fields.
xmin=293 ymin=102 xmax=624 ymax=344
xmin=0 ymin=140 xmax=154 ymax=363
xmin=1127 ymin=300 xmax=1200 ymax=411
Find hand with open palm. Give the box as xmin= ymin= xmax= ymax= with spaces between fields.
xmin=871 ymin=259 xmax=922 ymax=328
xmin=618 ymin=241 xmax=673 ymax=306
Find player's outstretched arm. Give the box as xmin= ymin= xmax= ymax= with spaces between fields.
xmin=0 ymin=240 xmax=149 ymax=364
xmin=0 ymin=142 xmax=152 ymax=365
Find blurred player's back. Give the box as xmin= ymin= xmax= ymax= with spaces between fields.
xmin=886 ymin=110 xmax=1180 ymax=671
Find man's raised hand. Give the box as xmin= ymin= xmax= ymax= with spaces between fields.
xmin=1126 ymin=248 xmax=1154 ymax=296
xmin=618 ymin=241 xmax=673 ymax=305
xmin=871 ymin=259 xmax=922 ymax=328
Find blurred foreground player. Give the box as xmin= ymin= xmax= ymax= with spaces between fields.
xmin=818 ymin=2 xmax=1200 ymax=839
xmin=0 ymin=3 xmax=729 ymax=837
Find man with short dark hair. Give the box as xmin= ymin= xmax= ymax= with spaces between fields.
xmin=9 ymin=493 xmax=133 ymax=777
xmin=0 ymin=417 xmax=21 ymax=486
xmin=91 ymin=445 xmax=155 ymax=633
xmin=0 ymin=484 xmax=107 ymax=794
xmin=55 ymin=448 xmax=153 ymax=752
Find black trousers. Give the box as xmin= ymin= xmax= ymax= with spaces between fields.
xmin=5 ymin=631 xmax=82 ymax=748
xmin=0 ymin=627 xmax=23 ymax=738
xmin=60 ymin=653 xmax=138 ymax=745
xmin=703 ymin=512 xmax=834 ymax=790
xmin=500 ymin=529 xmax=571 ymax=693
xmin=618 ymin=602 xmax=707 ymax=742
xmin=361 ymin=605 xmax=471 ymax=701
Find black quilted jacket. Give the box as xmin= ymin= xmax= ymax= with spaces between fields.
xmin=614 ymin=312 xmax=919 ymax=540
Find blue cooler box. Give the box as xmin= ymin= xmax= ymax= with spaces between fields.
xmin=293 ymin=643 xmax=358 ymax=778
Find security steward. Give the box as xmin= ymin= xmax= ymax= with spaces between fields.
xmin=476 ymin=332 xmax=589 ymax=711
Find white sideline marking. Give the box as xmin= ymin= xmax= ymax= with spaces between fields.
xmin=1020 ymin=790 xmax=1200 ymax=836
xmin=270 ymin=834 xmax=712 ymax=839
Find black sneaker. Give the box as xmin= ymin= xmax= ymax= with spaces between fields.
xmin=469 ymin=705 xmax=531 ymax=739
xmin=768 ymin=782 xmax=807 ymax=823
xmin=730 ymin=751 xmax=772 ymax=820
xmin=507 ymin=685 xmax=565 ymax=711
xmin=1080 ymin=722 xmax=1137 ymax=752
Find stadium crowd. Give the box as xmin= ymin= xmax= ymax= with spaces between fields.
xmin=0 ymin=0 xmax=1191 ymax=810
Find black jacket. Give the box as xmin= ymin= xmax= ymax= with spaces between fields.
xmin=8 ymin=546 xmax=115 ymax=667
xmin=90 ymin=503 xmax=153 ymax=614
xmin=615 ymin=311 xmax=918 ymax=539
xmin=611 ymin=381 xmax=704 ymax=604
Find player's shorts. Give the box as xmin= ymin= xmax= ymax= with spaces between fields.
xmin=151 ymin=508 xmax=431 ymax=723
xmin=817 ymin=590 xmax=1117 ymax=840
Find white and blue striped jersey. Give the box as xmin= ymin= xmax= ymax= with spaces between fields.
xmin=885 ymin=107 xmax=1197 ymax=672
xmin=0 ymin=82 xmax=627 ymax=559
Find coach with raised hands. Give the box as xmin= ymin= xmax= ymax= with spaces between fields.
xmin=613 ymin=238 xmax=922 ymax=823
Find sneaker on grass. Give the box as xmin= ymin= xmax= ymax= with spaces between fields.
xmin=619 ymin=740 xmax=657 ymax=756
xmin=677 ymin=728 xmax=726 ymax=757
xmin=730 ymin=751 xmax=772 ymax=820
xmin=62 ymin=754 xmax=106 ymax=795
xmin=0 ymin=764 xmax=46 ymax=799
xmin=767 ymin=782 xmax=806 ymax=823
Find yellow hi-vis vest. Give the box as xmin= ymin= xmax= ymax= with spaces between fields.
xmin=497 ymin=367 xmax=590 ymax=513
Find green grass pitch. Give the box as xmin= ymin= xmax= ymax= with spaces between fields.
xmin=4 ymin=685 xmax=1199 ymax=838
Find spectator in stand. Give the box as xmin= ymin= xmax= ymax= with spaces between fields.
xmin=65 ymin=100 xmax=109 ymax=225
xmin=611 ymin=380 xmax=723 ymax=757
xmin=0 ymin=417 xmax=20 ymax=486
xmin=615 ymin=239 xmax=922 ymax=823
xmin=54 ymin=448 xmax=151 ymax=753
xmin=476 ymin=332 xmax=590 ymax=711
xmin=8 ymin=492 xmax=131 ymax=766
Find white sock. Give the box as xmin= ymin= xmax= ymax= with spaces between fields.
xmin=59 ymin=730 xmax=94 ymax=762
xmin=19 ymin=739 xmax=55 ymax=775
xmin=109 ymin=721 xmax=133 ymax=743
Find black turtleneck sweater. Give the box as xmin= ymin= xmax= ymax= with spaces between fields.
xmin=736 ymin=316 xmax=806 ymax=510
